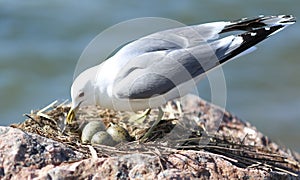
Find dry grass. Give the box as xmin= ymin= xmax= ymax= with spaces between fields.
xmin=11 ymin=100 xmax=300 ymax=177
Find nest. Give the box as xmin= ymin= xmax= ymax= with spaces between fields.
xmin=11 ymin=99 xmax=300 ymax=177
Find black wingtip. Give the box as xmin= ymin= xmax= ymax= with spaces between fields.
xmin=218 ymin=15 xmax=295 ymax=64
xmin=221 ymin=15 xmax=296 ymax=33
xmin=260 ymin=15 xmax=296 ymax=27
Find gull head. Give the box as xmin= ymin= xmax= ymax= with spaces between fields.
xmin=66 ymin=66 xmax=98 ymax=124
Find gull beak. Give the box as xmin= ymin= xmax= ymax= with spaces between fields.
xmin=65 ymin=102 xmax=81 ymax=125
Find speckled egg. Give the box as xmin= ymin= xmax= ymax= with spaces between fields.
xmin=91 ymin=131 xmax=117 ymax=146
xmin=106 ymin=123 xmax=131 ymax=143
xmin=81 ymin=121 xmax=106 ymax=143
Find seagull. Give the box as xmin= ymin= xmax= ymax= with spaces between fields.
xmin=66 ymin=15 xmax=295 ymax=140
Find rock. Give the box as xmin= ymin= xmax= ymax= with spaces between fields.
xmin=0 ymin=126 xmax=84 ymax=179
xmin=1 ymin=95 xmax=299 ymax=179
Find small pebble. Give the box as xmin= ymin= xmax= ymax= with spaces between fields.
xmin=106 ymin=123 xmax=131 ymax=143
xmin=91 ymin=131 xmax=117 ymax=146
xmin=81 ymin=121 xmax=106 ymax=143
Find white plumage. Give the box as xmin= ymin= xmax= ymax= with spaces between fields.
xmin=67 ymin=15 xmax=295 ymax=121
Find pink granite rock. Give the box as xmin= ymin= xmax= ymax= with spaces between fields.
xmin=1 ymin=96 xmax=299 ymax=179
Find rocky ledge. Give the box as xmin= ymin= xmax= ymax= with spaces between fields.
xmin=1 ymin=94 xmax=299 ymax=179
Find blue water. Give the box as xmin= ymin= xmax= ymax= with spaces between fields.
xmin=1 ymin=1 xmax=299 ymax=151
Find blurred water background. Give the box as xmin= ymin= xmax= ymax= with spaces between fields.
xmin=0 ymin=1 xmax=299 ymax=151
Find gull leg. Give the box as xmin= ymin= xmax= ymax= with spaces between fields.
xmin=140 ymin=107 xmax=164 ymax=142
xmin=136 ymin=108 xmax=151 ymax=121
xmin=128 ymin=108 xmax=152 ymax=125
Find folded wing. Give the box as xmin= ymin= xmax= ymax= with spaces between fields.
xmin=113 ymin=15 xmax=295 ymax=99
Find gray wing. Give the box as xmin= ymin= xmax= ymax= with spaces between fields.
xmin=113 ymin=47 xmax=213 ymax=99
xmin=113 ymin=21 xmax=229 ymax=60
xmin=113 ymin=15 xmax=295 ymax=99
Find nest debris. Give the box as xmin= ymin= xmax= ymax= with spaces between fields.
xmin=11 ymin=99 xmax=300 ymax=177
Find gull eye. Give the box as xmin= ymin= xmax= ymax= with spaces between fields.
xmin=79 ymin=92 xmax=84 ymax=97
